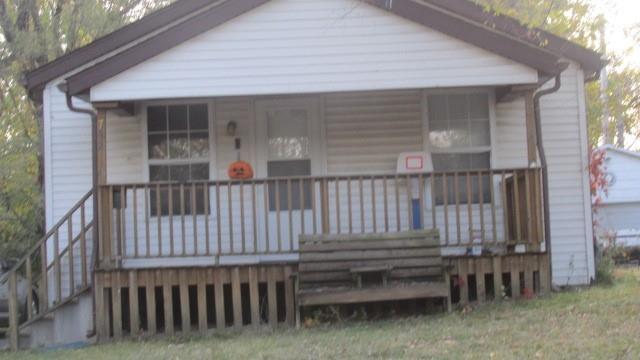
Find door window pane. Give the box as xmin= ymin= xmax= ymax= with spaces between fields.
xmin=267 ymin=109 xmax=310 ymax=160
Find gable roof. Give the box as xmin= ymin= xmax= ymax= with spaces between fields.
xmin=24 ymin=0 xmax=222 ymax=101
xmin=25 ymin=0 xmax=605 ymax=101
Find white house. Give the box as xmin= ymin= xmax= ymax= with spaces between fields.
xmin=4 ymin=0 xmax=604 ymax=350
xmin=597 ymin=145 xmax=640 ymax=247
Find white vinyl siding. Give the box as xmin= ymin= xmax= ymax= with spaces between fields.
xmin=493 ymin=98 xmax=528 ymax=169
xmin=45 ymin=84 xmax=93 ymax=227
xmin=540 ymin=63 xmax=595 ymax=285
xmin=106 ymin=109 xmax=144 ymax=184
xmin=90 ymin=0 xmax=538 ymax=102
xmin=324 ymin=90 xmax=423 ymax=174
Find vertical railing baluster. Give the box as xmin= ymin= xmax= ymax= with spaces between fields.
xmin=514 ymin=170 xmax=522 ymax=243
xmin=275 ymin=179 xmax=281 ymax=252
xmin=168 ymin=184 xmax=174 ymax=256
xmin=501 ymin=171 xmax=509 ymax=242
xmin=54 ymin=229 xmax=61 ymax=304
xmin=359 ymin=177 xmax=365 ymax=233
xmin=466 ymin=172 xmax=473 ymax=245
xmin=321 ymin=178 xmax=330 ymax=234
xmin=144 ymin=186 xmax=150 ymax=257
xmin=156 ymin=183 xmax=162 ymax=257
xmin=371 ymin=177 xmax=377 ymax=233
xmin=525 ymin=169 xmax=533 ymax=245
xmin=228 ymin=182 xmax=234 ymax=254
xmin=478 ymin=171 xmax=486 ymax=245
xmin=240 ymin=181 xmax=246 ymax=254
xmin=335 ymin=178 xmax=341 ymax=234
xmin=406 ymin=174 xmax=413 ymax=230
xmin=80 ymin=203 xmax=87 ymax=286
xmin=395 ymin=175 xmax=400 ymax=232
xmin=26 ymin=256 xmax=33 ymax=320
xmin=347 ymin=177 xmax=353 ymax=234
xmin=299 ymin=178 xmax=305 ymax=236
xmin=40 ymin=244 xmax=48 ymax=311
xmin=216 ymin=182 xmax=222 ymax=255
xmin=68 ymin=216 xmax=74 ymax=296
xmin=205 ymin=183 xmax=211 ymax=255
xmin=132 ymin=186 xmax=138 ymax=258
xmin=263 ymin=181 xmax=270 ymax=253
xmin=311 ymin=178 xmax=317 ymax=235
xmin=430 ymin=174 xmax=437 ymax=231
xmin=119 ymin=186 xmax=125 ymax=262
xmin=252 ymin=181 xmax=258 ymax=253
xmin=442 ymin=173 xmax=449 ymax=245
xmin=192 ymin=183 xmax=198 ymax=255
xmin=454 ymin=172 xmax=461 ymax=243
xmin=419 ymin=174 xmax=425 ymax=230
xmin=489 ymin=171 xmax=498 ymax=244
xmin=383 ymin=176 xmax=389 ymax=232
xmin=287 ymin=179 xmax=293 ymax=250
xmin=180 ymin=184 xmax=186 ymax=256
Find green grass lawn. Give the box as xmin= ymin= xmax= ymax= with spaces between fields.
xmin=3 ymin=268 xmax=639 ymax=360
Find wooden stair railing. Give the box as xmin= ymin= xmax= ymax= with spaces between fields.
xmin=0 ymin=190 xmax=94 ymax=351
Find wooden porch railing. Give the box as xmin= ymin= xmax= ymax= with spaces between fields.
xmin=1 ymin=190 xmax=94 ymax=350
xmin=99 ymin=168 xmax=543 ymax=266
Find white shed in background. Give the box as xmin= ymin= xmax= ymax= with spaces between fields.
xmin=597 ymin=145 xmax=640 ymax=246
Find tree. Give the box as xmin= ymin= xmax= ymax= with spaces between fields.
xmin=476 ymin=0 xmax=640 ymax=150
xmin=0 ymin=0 xmax=169 ymax=259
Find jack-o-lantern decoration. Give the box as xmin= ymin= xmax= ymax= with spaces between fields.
xmin=228 ymin=160 xmax=254 ymax=180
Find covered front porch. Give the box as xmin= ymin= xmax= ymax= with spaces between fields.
xmin=85 ymin=85 xmax=551 ymax=339
xmin=94 ymin=86 xmax=545 ymax=270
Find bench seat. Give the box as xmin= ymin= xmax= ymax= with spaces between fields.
xmin=298 ymin=281 xmax=449 ymax=306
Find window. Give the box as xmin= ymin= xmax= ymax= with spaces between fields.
xmin=428 ymin=93 xmax=491 ymax=204
xmin=266 ymin=108 xmax=312 ymax=211
xmin=147 ymin=104 xmax=210 ymax=216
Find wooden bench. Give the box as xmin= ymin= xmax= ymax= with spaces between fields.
xmin=295 ymin=230 xmax=450 ymax=325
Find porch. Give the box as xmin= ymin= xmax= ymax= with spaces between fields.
xmin=87 ymin=86 xmax=548 ymax=339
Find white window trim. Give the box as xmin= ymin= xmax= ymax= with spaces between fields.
xmin=140 ymin=98 xmax=217 ymax=182
xmin=422 ymin=88 xmax=497 ymax=167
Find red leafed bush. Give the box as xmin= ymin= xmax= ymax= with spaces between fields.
xmin=589 ymin=147 xmax=609 ymax=208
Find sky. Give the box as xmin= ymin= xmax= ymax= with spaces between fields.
xmin=591 ymin=0 xmax=640 ymax=67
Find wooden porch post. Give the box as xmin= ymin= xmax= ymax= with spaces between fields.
xmin=524 ymin=91 xmax=541 ymax=249
xmin=524 ymin=90 xmax=538 ymax=166
xmin=95 ymin=108 xmax=113 ymax=268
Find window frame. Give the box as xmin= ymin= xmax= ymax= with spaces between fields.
xmin=141 ymin=99 xmax=216 ymax=184
xmin=422 ymin=89 xmax=496 ymax=205
xmin=141 ymin=100 xmax=216 ymax=217
xmin=422 ymin=88 xmax=496 ymax=166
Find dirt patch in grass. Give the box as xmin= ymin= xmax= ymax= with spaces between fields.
xmin=3 ymin=268 xmax=639 ymax=360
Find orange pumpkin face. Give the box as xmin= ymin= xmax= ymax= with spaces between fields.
xmin=228 ymin=161 xmax=254 ymax=180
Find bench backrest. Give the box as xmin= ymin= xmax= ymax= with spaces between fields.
xmin=298 ymin=230 xmax=443 ymax=290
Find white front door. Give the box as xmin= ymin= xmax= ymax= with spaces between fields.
xmin=255 ymin=97 xmax=323 ymax=252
